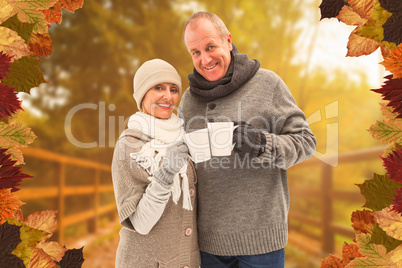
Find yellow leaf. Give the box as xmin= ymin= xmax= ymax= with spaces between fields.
xmin=8 ymin=217 xmax=48 ymax=267
xmin=13 ymin=0 xmax=59 ymax=34
xmin=374 ymin=206 xmax=402 ymax=241
xmin=0 ymin=0 xmax=16 ymax=24
xmin=28 ymin=248 xmax=57 ymax=268
xmin=347 ymin=0 xmax=375 ymax=19
xmin=24 ymin=210 xmax=58 ymax=237
xmin=0 ymin=188 xmax=23 ymax=224
xmin=368 ymin=118 xmax=402 ymax=143
xmin=355 ymin=0 xmax=396 ymax=50
xmin=37 ymin=241 xmax=67 ymax=262
xmin=389 ymin=245 xmax=402 ymax=268
xmin=0 ymin=26 xmax=30 ymax=61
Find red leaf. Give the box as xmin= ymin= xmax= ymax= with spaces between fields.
xmin=319 ymin=0 xmax=346 ymax=20
xmin=0 ymin=52 xmax=13 ymax=80
xmin=0 ymin=84 xmax=23 ymax=119
xmin=392 ymin=187 xmax=402 ymax=214
xmin=372 ymin=75 xmax=402 ymax=118
xmin=0 ymin=149 xmax=32 ymax=192
xmin=59 ymin=0 xmax=84 ymax=13
xmin=29 ymin=33 xmax=53 ymax=57
xmin=41 ymin=2 xmax=63 ymax=25
xmin=381 ymin=148 xmax=402 ymax=184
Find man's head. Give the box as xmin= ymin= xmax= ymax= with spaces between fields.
xmin=183 ymin=12 xmax=232 ymax=82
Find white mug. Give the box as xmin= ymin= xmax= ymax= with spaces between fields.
xmin=184 ymin=128 xmax=211 ymax=163
xmin=207 ymin=122 xmax=238 ymax=156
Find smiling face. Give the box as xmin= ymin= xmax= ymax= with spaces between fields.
xmin=141 ymin=83 xmax=180 ymax=119
xmin=184 ymin=18 xmax=232 ymax=82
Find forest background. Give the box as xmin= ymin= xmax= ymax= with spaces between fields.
xmin=13 ymin=0 xmax=388 ymax=265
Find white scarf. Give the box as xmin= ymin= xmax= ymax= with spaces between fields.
xmin=128 ymin=112 xmax=192 ymax=211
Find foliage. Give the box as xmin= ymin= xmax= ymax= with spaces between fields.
xmin=319 ymin=0 xmax=402 ymax=267
xmin=0 ymin=0 xmax=85 ymax=266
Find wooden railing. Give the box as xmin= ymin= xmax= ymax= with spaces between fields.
xmin=287 ymin=146 xmax=386 ymax=257
xmin=15 ymin=147 xmax=117 ymax=245
xmin=14 ymin=146 xmax=385 ymax=257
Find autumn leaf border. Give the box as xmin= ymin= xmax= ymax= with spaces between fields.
xmin=319 ymin=0 xmax=402 ymax=267
xmin=0 ymin=0 xmax=85 ymax=267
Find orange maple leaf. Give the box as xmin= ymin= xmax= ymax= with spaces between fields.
xmin=351 ymin=209 xmax=376 ymax=235
xmin=320 ymin=254 xmax=345 ymax=268
xmin=59 ymin=0 xmax=84 ymax=13
xmin=41 ymin=2 xmax=63 ymax=25
xmin=341 ymin=242 xmax=363 ymax=264
xmin=380 ymin=44 xmax=402 ymax=79
xmin=29 ymin=33 xmax=53 ymax=57
xmin=0 ymin=188 xmax=24 ymax=224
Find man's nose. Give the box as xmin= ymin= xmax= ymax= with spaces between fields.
xmin=201 ymin=53 xmax=211 ymax=65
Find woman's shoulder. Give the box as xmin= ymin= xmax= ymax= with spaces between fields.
xmin=115 ymin=129 xmax=151 ymax=154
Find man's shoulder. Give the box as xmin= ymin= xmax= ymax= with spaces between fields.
xmin=254 ymin=68 xmax=281 ymax=81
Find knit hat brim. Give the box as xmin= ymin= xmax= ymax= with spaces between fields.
xmin=133 ymin=59 xmax=182 ymax=111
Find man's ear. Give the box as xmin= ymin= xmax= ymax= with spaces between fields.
xmin=227 ymin=34 xmax=232 ymax=51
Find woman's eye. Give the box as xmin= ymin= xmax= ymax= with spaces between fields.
xmin=154 ymin=86 xmax=162 ymax=90
xmin=171 ymin=88 xmax=178 ymax=93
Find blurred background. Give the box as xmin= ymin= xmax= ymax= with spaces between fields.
xmin=15 ymin=0 xmax=387 ymax=267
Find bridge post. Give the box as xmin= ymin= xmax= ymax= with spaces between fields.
xmin=321 ymin=163 xmax=334 ymax=254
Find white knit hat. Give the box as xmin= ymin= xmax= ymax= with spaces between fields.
xmin=133 ymin=59 xmax=182 ymax=110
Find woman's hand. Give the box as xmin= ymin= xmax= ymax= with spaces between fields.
xmin=153 ymin=141 xmax=189 ymax=188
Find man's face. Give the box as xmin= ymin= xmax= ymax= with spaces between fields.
xmin=184 ymin=19 xmax=232 ymax=82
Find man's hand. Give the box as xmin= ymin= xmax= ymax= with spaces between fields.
xmin=233 ymin=122 xmax=266 ymax=158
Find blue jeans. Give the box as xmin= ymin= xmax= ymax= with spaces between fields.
xmin=200 ymin=249 xmax=285 ymax=268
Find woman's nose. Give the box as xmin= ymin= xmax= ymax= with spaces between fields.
xmin=162 ymin=90 xmax=172 ymax=101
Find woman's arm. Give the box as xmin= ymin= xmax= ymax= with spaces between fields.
xmin=129 ymin=181 xmax=171 ymax=235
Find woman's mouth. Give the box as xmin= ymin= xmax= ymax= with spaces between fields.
xmin=157 ymin=104 xmax=172 ymax=109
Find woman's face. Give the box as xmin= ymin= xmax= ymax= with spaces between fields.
xmin=141 ymin=83 xmax=180 ymax=119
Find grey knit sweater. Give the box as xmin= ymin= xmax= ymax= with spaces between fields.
xmin=112 ymin=129 xmax=200 ymax=267
xmin=178 ymin=69 xmax=316 ymax=256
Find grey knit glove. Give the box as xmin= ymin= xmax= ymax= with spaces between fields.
xmin=153 ymin=141 xmax=189 ymax=188
xmin=233 ymin=122 xmax=267 ymax=158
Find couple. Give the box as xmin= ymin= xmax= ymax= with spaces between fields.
xmin=111 ymin=12 xmax=317 ymax=268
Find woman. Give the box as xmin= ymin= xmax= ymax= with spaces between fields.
xmin=112 ymin=59 xmax=200 ymax=267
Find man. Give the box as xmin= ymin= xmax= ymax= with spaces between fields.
xmin=179 ymin=11 xmax=317 ymax=267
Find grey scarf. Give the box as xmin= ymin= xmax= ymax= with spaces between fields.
xmin=188 ymin=44 xmax=260 ymax=101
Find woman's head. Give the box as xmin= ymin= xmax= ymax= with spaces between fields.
xmin=133 ymin=59 xmax=182 ymax=119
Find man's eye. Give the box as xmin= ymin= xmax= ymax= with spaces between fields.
xmin=192 ymin=51 xmax=199 ymax=56
xmin=208 ymin=46 xmax=214 ymax=50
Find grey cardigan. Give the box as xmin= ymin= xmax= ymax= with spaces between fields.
xmin=111 ymin=129 xmax=200 ymax=267
xmin=179 ymin=69 xmax=317 ymax=256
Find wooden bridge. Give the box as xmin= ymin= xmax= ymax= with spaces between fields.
xmin=15 ymin=145 xmax=386 ymax=267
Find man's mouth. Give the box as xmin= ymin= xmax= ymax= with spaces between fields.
xmin=205 ymin=63 xmax=217 ymax=70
